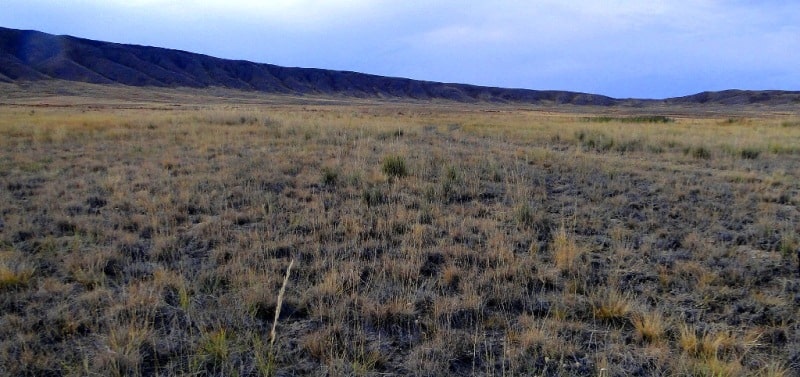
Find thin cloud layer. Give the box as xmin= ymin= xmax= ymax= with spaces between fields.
xmin=2 ymin=0 xmax=797 ymax=98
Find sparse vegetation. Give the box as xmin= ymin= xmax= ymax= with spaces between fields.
xmin=591 ymin=289 xmax=632 ymax=323
xmin=552 ymin=226 xmax=583 ymax=274
xmin=739 ymin=147 xmax=761 ymax=159
xmin=582 ymin=115 xmax=675 ymax=123
xmin=781 ymin=119 xmax=800 ymax=128
xmin=321 ymin=166 xmax=339 ymax=187
xmin=0 ymin=252 xmax=35 ymax=290
xmin=632 ymin=311 xmax=666 ymax=344
xmin=688 ymin=145 xmax=712 ymax=159
xmin=381 ymin=154 xmax=408 ymax=178
xmin=0 ymin=86 xmax=799 ymax=376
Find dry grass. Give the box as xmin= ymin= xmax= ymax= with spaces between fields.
xmin=0 ymin=251 xmax=36 ymax=290
xmin=632 ymin=311 xmax=667 ymax=344
xmin=553 ymin=226 xmax=584 ymax=274
xmin=592 ymin=289 xmax=632 ymax=323
xmin=0 ymin=85 xmax=799 ymax=375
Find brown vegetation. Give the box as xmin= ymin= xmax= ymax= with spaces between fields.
xmin=0 ymin=87 xmax=799 ymax=376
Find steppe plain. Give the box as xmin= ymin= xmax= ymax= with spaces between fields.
xmin=1 ymin=82 xmax=799 ymax=376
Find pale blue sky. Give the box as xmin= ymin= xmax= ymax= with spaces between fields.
xmin=2 ymin=1 xmax=798 ymax=98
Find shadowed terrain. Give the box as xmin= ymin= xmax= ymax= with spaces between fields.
xmin=2 ymin=26 xmax=800 ymax=106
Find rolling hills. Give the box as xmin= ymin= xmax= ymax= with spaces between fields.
xmin=2 ymin=26 xmax=799 ymax=106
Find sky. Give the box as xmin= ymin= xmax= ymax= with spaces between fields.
xmin=2 ymin=1 xmax=799 ymax=99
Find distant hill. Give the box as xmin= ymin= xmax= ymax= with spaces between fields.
xmin=665 ymin=90 xmax=800 ymax=106
xmin=1 ymin=26 xmax=799 ymax=105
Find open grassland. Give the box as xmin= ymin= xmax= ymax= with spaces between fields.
xmin=1 ymin=94 xmax=799 ymax=376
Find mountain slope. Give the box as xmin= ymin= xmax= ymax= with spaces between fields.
xmin=0 ymin=27 xmax=617 ymax=105
xmin=666 ymin=89 xmax=800 ymax=106
xmin=1 ymin=26 xmax=799 ymax=105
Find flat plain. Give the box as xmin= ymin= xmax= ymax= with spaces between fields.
xmin=1 ymin=83 xmax=799 ymax=376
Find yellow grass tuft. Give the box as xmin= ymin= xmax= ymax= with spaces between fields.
xmin=0 ymin=252 xmax=35 ymax=290
xmin=680 ymin=325 xmax=738 ymax=360
xmin=592 ymin=289 xmax=632 ymax=322
xmin=631 ymin=311 xmax=666 ymax=343
xmin=553 ymin=226 xmax=583 ymax=273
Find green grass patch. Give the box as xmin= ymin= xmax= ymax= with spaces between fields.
xmin=382 ymin=155 xmax=408 ymax=178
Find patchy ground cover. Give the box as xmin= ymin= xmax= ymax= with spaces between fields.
xmin=1 ymin=92 xmax=799 ymax=376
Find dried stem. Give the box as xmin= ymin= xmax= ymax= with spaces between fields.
xmin=270 ymin=259 xmax=294 ymax=351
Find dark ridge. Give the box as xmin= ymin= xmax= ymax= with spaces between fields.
xmin=1 ymin=26 xmax=799 ymax=105
xmin=665 ymin=89 xmax=800 ymax=106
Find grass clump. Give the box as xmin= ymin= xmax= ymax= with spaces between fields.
xmin=0 ymin=263 xmax=34 ymax=290
xmin=377 ymin=128 xmax=405 ymax=140
xmin=198 ymin=329 xmax=230 ymax=368
xmin=362 ymin=186 xmax=386 ymax=207
xmin=321 ymin=167 xmax=339 ymax=187
xmin=632 ymin=312 xmax=666 ymax=343
xmin=739 ymin=147 xmax=760 ymax=159
xmin=552 ymin=226 xmax=582 ymax=273
xmin=686 ymin=145 xmax=711 ymax=159
xmin=576 ymin=130 xmax=615 ymax=152
xmin=0 ymin=252 xmax=35 ymax=290
xmin=575 ymin=130 xmax=645 ymax=154
xmin=514 ymin=203 xmax=535 ymax=228
xmin=381 ymin=155 xmax=408 ymax=178
xmin=592 ymin=289 xmax=632 ymax=322
xmin=679 ymin=324 xmax=744 ymax=377
xmin=679 ymin=325 xmax=737 ymax=359
xmin=582 ymin=115 xmax=674 ymax=123
xmin=758 ymin=362 xmax=791 ymax=377
xmin=688 ymin=357 xmax=743 ymax=377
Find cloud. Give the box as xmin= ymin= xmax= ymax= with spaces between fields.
xmin=1 ymin=0 xmax=797 ymax=97
xmin=87 ymin=0 xmax=388 ymax=31
xmin=417 ymin=25 xmax=511 ymax=47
